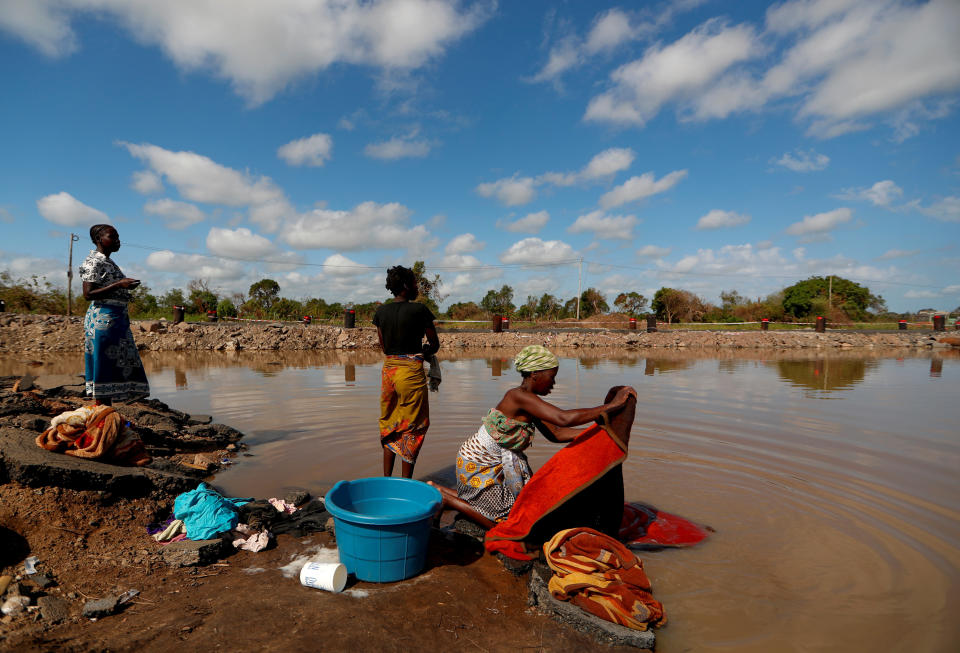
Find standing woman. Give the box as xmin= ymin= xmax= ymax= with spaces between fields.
xmin=373 ymin=265 xmax=440 ymax=478
xmin=79 ymin=224 xmax=150 ymax=404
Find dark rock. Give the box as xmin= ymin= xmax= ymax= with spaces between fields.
xmin=37 ymin=596 xmax=70 ymax=623
xmin=27 ymin=574 xmax=54 ymax=589
xmin=0 ymin=392 xmax=46 ymax=418
xmin=284 ymin=489 xmax=310 ymax=506
xmin=16 ymin=373 xmax=36 ymax=392
xmin=81 ymin=596 xmax=118 ymax=619
xmin=31 ymin=375 xmax=86 ymax=397
xmin=161 ymin=539 xmax=225 ymax=567
xmin=0 ymin=426 xmax=195 ymax=495
xmin=495 ymin=552 xmax=533 ymax=576
xmin=452 ymin=516 xmax=487 ymax=542
xmin=185 ymin=423 xmax=243 ymax=442
xmin=528 ymin=565 xmax=655 ymax=649
xmin=187 ymin=414 xmax=212 ymax=425
xmin=13 ymin=414 xmax=48 ymax=431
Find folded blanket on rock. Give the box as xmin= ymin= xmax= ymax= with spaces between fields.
xmin=545 ymin=527 xmax=666 ymax=631
xmin=36 ymin=404 xmax=151 ymax=466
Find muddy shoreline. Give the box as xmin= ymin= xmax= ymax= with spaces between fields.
xmin=1 ymin=313 xmax=954 ymax=354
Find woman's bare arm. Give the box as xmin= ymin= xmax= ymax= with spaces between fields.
xmin=499 ymin=386 xmax=636 ymax=428
xmin=82 ymin=279 xmax=140 ymax=301
xmin=422 ymin=325 xmax=440 ymax=356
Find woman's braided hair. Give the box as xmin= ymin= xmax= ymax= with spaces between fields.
xmin=385 ymin=265 xmax=417 ymax=298
xmin=89 ymin=224 xmax=114 ymax=245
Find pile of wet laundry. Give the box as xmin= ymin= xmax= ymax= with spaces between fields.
xmin=147 ymin=483 xmax=329 ymax=552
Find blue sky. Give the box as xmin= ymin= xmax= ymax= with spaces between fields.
xmin=1 ymin=0 xmax=958 ymax=313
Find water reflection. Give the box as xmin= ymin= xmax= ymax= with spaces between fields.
xmin=772 ymin=358 xmax=879 ymax=394
xmin=643 ymin=357 xmax=696 ymax=376
xmin=345 ymin=363 xmax=356 ymax=384
xmin=174 ymin=368 xmax=187 ymax=389
xmin=931 ymin=357 xmax=943 ymax=378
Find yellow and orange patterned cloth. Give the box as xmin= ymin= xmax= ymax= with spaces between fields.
xmin=379 ymin=355 xmax=430 ymax=464
xmin=545 ymin=527 xmax=666 ymax=631
xmin=36 ymin=404 xmax=151 ymax=466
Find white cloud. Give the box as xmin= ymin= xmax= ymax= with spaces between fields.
xmin=498 ymin=211 xmax=549 ymax=234
xmin=696 ymin=209 xmax=750 ymax=230
xmin=581 ymin=1 xmax=960 ymax=140
xmin=206 ymin=227 xmax=278 ymax=258
xmin=322 ymin=253 xmax=368 ymax=277
xmin=773 ymin=149 xmax=830 ymax=172
xmin=364 ymin=136 xmax=431 ymax=160
xmin=584 ymin=8 xmax=636 ymax=55
xmin=143 ymin=198 xmax=205 ymax=229
xmin=837 ymin=180 xmax=903 ymax=206
xmin=786 ymin=207 xmax=853 ymax=235
xmin=131 ymin=170 xmax=164 ymax=194
xmin=500 ymin=238 xmax=576 ymax=264
xmin=582 ymin=147 xmax=635 ymax=180
xmin=281 ymin=201 xmax=427 ymax=251
xmin=792 ymin=247 xmax=806 ymax=261
xmin=567 ymin=210 xmax=638 ymax=240
xmin=445 ymin=233 xmax=483 ymax=255
xmin=2 ymin=0 xmax=491 ymax=105
xmin=599 ymin=169 xmax=687 ymax=208
xmin=475 ymin=175 xmax=537 ymax=206
xmin=0 ymin=207 xmax=15 ymax=224
xmin=36 ymin=192 xmax=109 ymax=226
xmin=878 ymin=248 xmax=920 ymax=260
xmin=584 ymin=19 xmax=760 ymax=126
xmin=904 ymin=289 xmax=940 ymax=299
xmin=637 ymin=244 xmax=671 ymax=259
xmin=918 ymin=196 xmax=960 ymax=223
xmin=145 ymin=250 xmax=245 ymax=280
xmin=122 ymin=142 xmax=286 ymax=207
xmin=277 ymin=133 xmax=333 ymax=167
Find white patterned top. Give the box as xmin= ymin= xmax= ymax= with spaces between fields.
xmin=78 ymin=250 xmax=131 ymax=303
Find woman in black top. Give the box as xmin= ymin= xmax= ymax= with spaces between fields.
xmin=372 ymin=266 xmax=440 ymax=478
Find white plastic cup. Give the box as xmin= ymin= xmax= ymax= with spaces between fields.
xmin=300 ymin=561 xmax=347 ymax=593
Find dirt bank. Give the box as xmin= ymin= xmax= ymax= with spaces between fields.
xmin=1 ymin=313 xmax=954 ymax=353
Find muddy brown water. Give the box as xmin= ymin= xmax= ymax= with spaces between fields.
xmin=2 ymin=349 xmax=958 ymax=652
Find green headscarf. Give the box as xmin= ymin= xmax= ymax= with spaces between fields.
xmin=514 ymin=345 xmax=559 ymax=373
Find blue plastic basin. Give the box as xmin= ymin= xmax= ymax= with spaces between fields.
xmin=324 ymin=477 xmax=441 ymax=583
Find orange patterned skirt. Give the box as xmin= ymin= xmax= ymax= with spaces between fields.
xmin=379 ymin=356 xmax=429 ymax=463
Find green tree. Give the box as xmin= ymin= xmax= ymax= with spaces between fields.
xmin=160 ymin=288 xmax=186 ymax=310
xmin=613 ymin=291 xmax=648 ymax=316
xmin=562 ymin=297 xmax=579 ymax=318
xmin=128 ymin=284 xmax=159 ymax=317
xmin=516 ymin=295 xmax=538 ymax=319
xmin=187 ymin=279 xmax=218 ymax=314
xmin=536 ymin=293 xmax=562 ymax=319
xmin=248 ymin=278 xmax=281 ymax=313
xmin=781 ymin=276 xmax=885 ymax=321
xmin=579 ymin=288 xmax=608 ymax=318
xmin=652 ymin=287 xmax=702 ymax=323
xmin=303 ymin=297 xmax=329 ymax=319
xmin=272 ymin=297 xmax=303 ymax=320
xmin=480 ymin=285 xmax=515 ymax=315
xmin=447 ymin=301 xmax=484 ymax=320
xmin=217 ymin=298 xmax=237 ymax=317
xmin=411 ymin=261 xmax=444 ymax=315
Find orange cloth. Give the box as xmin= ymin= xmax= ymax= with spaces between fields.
xmin=545 ymin=527 xmax=666 ymax=631
xmin=36 ymin=404 xmax=151 ymax=466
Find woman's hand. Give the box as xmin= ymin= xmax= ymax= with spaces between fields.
xmin=116 ymin=278 xmax=141 ymax=289
xmin=609 ymin=386 xmax=637 ymax=408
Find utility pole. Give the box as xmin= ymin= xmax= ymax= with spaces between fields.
xmin=828 ymin=275 xmax=832 ymax=310
xmin=576 ymin=257 xmax=583 ymax=321
xmin=67 ymin=233 xmax=79 ymax=316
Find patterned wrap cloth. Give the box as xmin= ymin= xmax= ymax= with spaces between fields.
xmin=545 ymin=527 xmax=666 ymax=631
xmin=79 ymin=250 xmax=149 ymax=400
xmin=514 ymin=345 xmax=559 ymax=373
xmin=379 ymin=354 xmax=430 ymax=464
xmin=36 ymin=404 xmax=151 ymax=466
xmin=456 ymin=408 xmax=537 ymax=522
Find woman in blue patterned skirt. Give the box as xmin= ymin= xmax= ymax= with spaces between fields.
xmin=79 ymin=224 xmax=150 ymax=404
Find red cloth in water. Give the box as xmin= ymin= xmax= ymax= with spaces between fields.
xmin=620 ymin=503 xmax=711 ymax=550
xmin=486 ymin=422 xmax=625 ymax=560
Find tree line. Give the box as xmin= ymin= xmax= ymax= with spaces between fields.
xmin=1 ymin=267 xmax=953 ymax=324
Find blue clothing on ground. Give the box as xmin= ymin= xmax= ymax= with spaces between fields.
xmin=173 ymin=482 xmax=252 ymax=540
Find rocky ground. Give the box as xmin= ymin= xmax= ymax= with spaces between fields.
xmin=1 ymin=312 xmax=957 ymax=354
xmin=0 ymin=373 xmax=649 ymax=652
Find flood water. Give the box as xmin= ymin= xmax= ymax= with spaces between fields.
xmin=3 ymin=348 xmax=958 ymax=652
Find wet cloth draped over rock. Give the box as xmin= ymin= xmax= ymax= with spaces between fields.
xmin=36 ymin=404 xmax=151 ymax=466
xmin=82 ymin=300 xmax=150 ymax=401
xmin=545 ymin=527 xmax=666 ymax=631
xmin=379 ymin=355 xmax=429 ymax=464
xmin=237 ymin=499 xmax=329 ymax=536
xmin=173 ymin=483 xmax=252 ymax=540
xmin=456 ymin=409 xmax=536 ymax=522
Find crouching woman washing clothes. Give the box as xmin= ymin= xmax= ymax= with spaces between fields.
xmin=430 ymin=345 xmax=636 ymax=529
xmin=373 ymin=265 xmax=440 ymax=479
xmin=79 ymin=224 xmax=150 ymax=404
